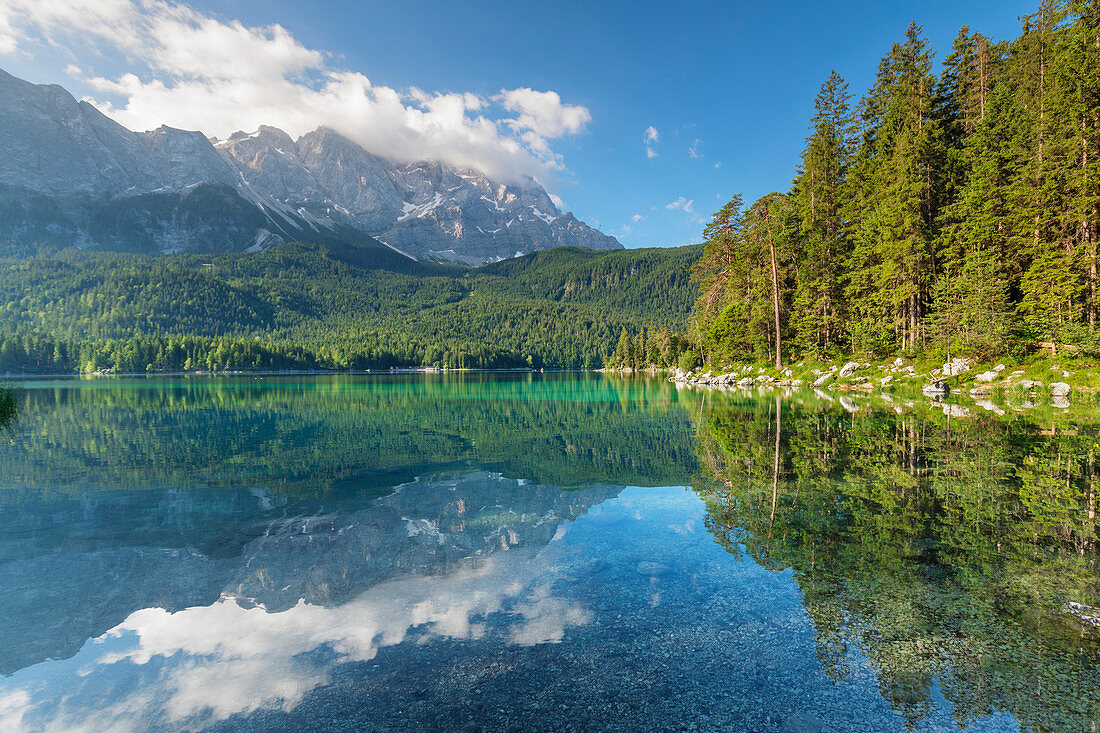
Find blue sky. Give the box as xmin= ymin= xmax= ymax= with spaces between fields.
xmin=1 ymin=0 xmax=1037 ymax=248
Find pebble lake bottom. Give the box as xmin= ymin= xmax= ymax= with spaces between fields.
xmin=0 ymin=372 xmax=1094 ymax=731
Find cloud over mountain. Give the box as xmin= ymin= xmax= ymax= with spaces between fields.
xmin=0 ymin=0 xmax=590 ymax=184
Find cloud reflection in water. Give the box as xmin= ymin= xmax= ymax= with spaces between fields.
xmin=4 ymin=525 xmax=588 ymax=733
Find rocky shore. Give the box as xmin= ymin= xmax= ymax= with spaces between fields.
xmin=665 ymin=356 xmax=1089 ymax=413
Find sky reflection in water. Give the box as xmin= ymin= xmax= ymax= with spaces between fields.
xmin=0 ymin=374 xmax=1093 ymax=731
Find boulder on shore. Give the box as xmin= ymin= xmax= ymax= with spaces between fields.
xmin=1050 ymin=382 xmax=1071 ymax=397
xmin=838 ymin=361 xmax=860 ymax=378
xmin=922 ymin=381 xmax=949 ymax=395
xmin=942 ymin=358 xmax=971 ymax=376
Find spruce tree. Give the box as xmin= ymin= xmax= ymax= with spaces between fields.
xmin=791 ymin=71 xmax=855 ymax=356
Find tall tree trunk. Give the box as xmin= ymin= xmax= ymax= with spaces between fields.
xmin=767 ymin=208 xmax=782 ymax=369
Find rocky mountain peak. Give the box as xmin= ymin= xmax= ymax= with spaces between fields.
xmin=0 ymin=68 xmax=619 ymax=263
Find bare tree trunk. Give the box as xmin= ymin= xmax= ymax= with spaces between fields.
xmin=767 ymin=207 xmax=782 ymax=369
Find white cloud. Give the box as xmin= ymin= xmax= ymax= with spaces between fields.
xmin=0 ymin=0 xmax=590 ymax=184
xmin=631 ymin=214 xmax=644 ymax=222
xmin=714 ymin=161 xmax=722 ymax=169
xmin=620 ymin=224 xmax=631 ymax=235
xmin=548 ymin=193 xmax=567 ymax=210
xmin=666 ymin=196 xmax=694 ymax=214
xmin=688 ymin=139 xmax=703 ymax=159
xmin=498 ymin=87 xmax=590 ymax=138
xmin=643 ymin=125 xmax=658 ymax=158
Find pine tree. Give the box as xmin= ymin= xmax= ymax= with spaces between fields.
xmin=845 ymin=23 xmax=942 ymax=355
xmin=791 ymin=71 xmax=855 ymax=356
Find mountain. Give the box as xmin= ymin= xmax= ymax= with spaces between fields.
xmin=234 ymin=126 xmax=620 ymax=263
xmin=0 ymin=69 xmax=620 ymax=264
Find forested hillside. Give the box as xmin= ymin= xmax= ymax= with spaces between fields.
xmin=684 ymin=1 xmax=1100 ymax=368
xmin=0 ymin=242 xmax=700 ymax=373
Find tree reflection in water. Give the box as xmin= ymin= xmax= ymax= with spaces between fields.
xmin=693 ymin=392 xmax=1100 ymax=732
xmin=0 ymin=388 xmax=15 ymax=431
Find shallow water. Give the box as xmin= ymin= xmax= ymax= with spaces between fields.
xmin=0 ymin=373 xmax=1096 ymax=731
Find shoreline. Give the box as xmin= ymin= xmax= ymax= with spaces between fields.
xmin=0 ymin=367 xmax=550 ymax=380
xmin=609 ymin=355 xmax=1099 ymax=404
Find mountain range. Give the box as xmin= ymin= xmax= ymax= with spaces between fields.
xmin=0 ymin=68 xmax=620 ymax=264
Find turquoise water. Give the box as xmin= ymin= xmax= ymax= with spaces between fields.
xmin=0 ymin=373 xmax=1096 ymax=731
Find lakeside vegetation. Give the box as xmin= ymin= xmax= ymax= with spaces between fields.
xmin=0 ymin=243 xmax=699 ymax=373
xmin=610 ymin=1 xmax=1100 ymax=379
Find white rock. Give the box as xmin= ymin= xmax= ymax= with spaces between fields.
xmin=942 ymin=358 xmax=971 ymax=376
xmin=1050 ymin=382 xmax=1071 ymax=396
xmin=838 ymin=361 xmax=860 ymax=378
xmin=993 ymin=364 xmax=1006 ymax=372
xmin=975 ymin=370 xmax=998 ymax=383
xmin=812 ymin=372 xmax=833 ymax=388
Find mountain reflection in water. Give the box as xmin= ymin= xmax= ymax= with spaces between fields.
xmin=0 ymin=374 xmax=1095 ymax=732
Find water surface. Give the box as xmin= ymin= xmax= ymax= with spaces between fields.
xmin=0 ymin=374 xmax=1096 ymax=731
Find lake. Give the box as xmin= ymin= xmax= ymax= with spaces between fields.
xmin=0 ymin=373 xmax=1096 ymax=732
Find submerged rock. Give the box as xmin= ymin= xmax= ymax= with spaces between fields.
xmin=1063 ymin=602 xmax=1100 ymax=628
